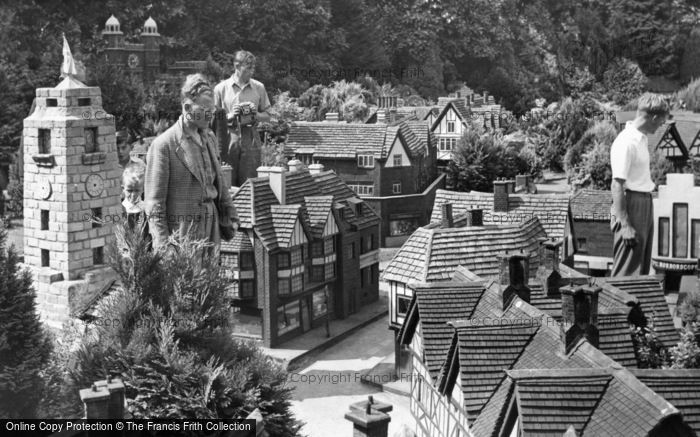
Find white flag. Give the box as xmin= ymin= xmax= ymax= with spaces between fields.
xmin=61 ymin=34 xmax=78 ymax=77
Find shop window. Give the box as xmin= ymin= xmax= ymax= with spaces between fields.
xmin=673 ymin=204 xmax=688 ymax=258
xmin=658 ymin=217 xmax=669 ymax=257
xmin=277 ymin=302 xmax=300 ymax=335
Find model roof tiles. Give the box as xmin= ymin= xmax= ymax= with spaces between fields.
xmin=230 ymin=169 xmax=378 ymax=251
xmin=633 ymin=369 xmax=700 ymax=433
xmin=382 ymin=217 xmax=546 ymax=284
xmin=431 ymin=189 xmax=571 ymax=240
xmin=286 ymin=122 xmax=394 ymax=159
xmin=570 ymin=189 xmax=612 ymax=220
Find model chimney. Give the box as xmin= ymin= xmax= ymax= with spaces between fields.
xmin=515 ymin=175 xmax=531 ymax=193
xmin=537 ymin=238 xmax=563 ymax=297
xmin=441 ymin=203 xmax=454 ymax=228
xmin=499 ymin=251 xmax=531 ymax=307
xmin=325 ymin=112 xmax=339 ymax=122
xmin=560 ymin=280 xmax=601 ymax=354
xmin=308 ymin=162 xmax=325 ymax=175
xmin=288 ymin=159 xmax=303 ymax=172
xmin=376 ymin=109 xmax=387 ymax=123
xmin=465 ymin=208 xmax=483 ymax=226
xmin=493 ymin=178 xmax=511 ymax=212
xmin=267 ymin=166 xmax=287 ymax=205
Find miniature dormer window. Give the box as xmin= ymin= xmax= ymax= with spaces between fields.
xmin=33 ymin=129 xmax=56 ymax=167
xmin=357 ymin=155 xmax=374 ymax=168
xmin=82 ymin=127 xmax=106 ymax=165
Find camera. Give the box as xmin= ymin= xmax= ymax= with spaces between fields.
xmin=228 ymin=102 xmax=256 ymax=128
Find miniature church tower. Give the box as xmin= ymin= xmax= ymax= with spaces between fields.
xmin=23 ymin=37 xmax=121 ymax=328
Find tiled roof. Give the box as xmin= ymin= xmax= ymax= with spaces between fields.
xmin=304 ymin=196 xmax=334 ymax=239
xmin=398 ymin=120 xmax=430 ymax=158
xmin=570 ymin=189 xmax=612 ymax=221
xmin=507 ymin=368 xmax=681 ymax=437
xmin=285 ymin=122 xmax=397 ymax=159
xmin=598 ymin=276 xmax=680 ymax=347
xmin=431 ymin=189 xmax=571 ymax=240
xmin=311 ymin=170 xmax=381 ymax=229
xmin=270 ymin=205 xmax=302 ymax=248
xmin=430 ymin=100 xmax=471 ymax=131
xmin=231 ymin=169 xmax=379 ymax=249
xmin=381 ymin=217 xmax=546 ymax=284
xmin=221 ymin=230 xmax=253 ymax=252
xmin=632 ymin=369 xmax=700 ymax=434
xmin=398 ymin=282 xmax=486 ymax=380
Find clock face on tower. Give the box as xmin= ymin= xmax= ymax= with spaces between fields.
xmin=85 ymin=174 xmax=104 ymax=197
xmin=127 ymin=53 xmax=140 ymax=69
xmin=39 ymin=179 xmax=52 ymax=200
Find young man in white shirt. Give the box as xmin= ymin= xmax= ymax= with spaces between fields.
xmin=610 ymin=93 xmax=670 ymax=276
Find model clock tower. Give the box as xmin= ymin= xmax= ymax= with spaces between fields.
xmin=23 ymin=40 xmax=121 ymax=328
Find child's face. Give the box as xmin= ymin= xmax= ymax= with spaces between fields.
xmin=123 ymin=179 xmax=143 ymax=204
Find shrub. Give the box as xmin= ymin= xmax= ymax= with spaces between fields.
xmin=670 ymin=323 xmax=700 ymax=369
xmin=0 ymin=229 xmax=52 ymax=418
xmin=46 ymin=225 xmax=302 ymax=433
xmin=566 ymin=120 xmax=618 ymax=189
xmin=675 ymin=77 xmax=700 ymax=112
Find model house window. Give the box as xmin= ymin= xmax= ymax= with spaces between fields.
xmin=311 ymin=241 xmax=324 ymax=258
xmin=577 ymin=238 xmax=587 ymax=253
xmin=439 ymin=138 xmax=457 ymax=151
xmin=239 ymin=279 xmax=255 ymax=298
xmin=692 ymin=220 xmax=700 ymax=258
xmin=278 ymin=278 xmax=290 ymax=295
xmin=291 ymin=246 xmax=303 ymax=266
xmin=324 ymin=237 xmax=335 ymax=255
xmin=673 ymin=203 xmax=688 ymax=258
xmin=447 ymin=121 xmax=455 ymax=133
xmin=240 ymin=252 xmax=254 ymax=269
xmin=392 ymin=182 xmax=402 ymax=194
xmin=357 ymin=155 xmax=375 ymax=168
xmin=393 ymin=154 xmax=402 ymax=166
xmin=349 ymin=184 xmax=374 ymax=196
xmin=41 ymin=210 xmax=49 ymax=230
xmin=278 ymin=252 xmax=290 ymax=269
xmin=291 ymin=274 xmax=304 ymax=293
xmin=297 ymin=153 xmax=313 ymax=165
xmin=312 ymin=289 xmax=328 ymax=317
xmin=325 ymin=262 xmax=336 ymax=281
xmin=397 ymin=295 xmax=411 ymax=316
xmin=277 ymin=302 xmax=300 ymax=335
xmin=311 ymin=265 xmax=324 ymax=282
xmin=38 ymin=129 xmax=51 ymax=154
xmin=658 ymin=217 xmax=669 ymax=256
xmin=347 ymin=242 xmax=356 ymax=259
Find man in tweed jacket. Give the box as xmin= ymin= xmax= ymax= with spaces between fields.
xmin=145 ymin=74 xmax=238 ymax=250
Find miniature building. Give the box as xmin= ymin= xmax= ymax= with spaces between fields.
xmin=570 ymin=188 xmax=614 ymax=275
xmin=285 ymin=119 xmax=441 ymax=246
xmin=430 ymin=184 xmax=576 ymax=263
xmin=226 ymin=163 xmax=381 ymax=347
xmin=23 ymin=68 xmax=121 ymax=328
xmin=100 ymin=15 xmax=205 ymax=84
xmin=429 ymin=93 xmax=509 ymax=173
xmin=398 ymin=263 xmax=694 ymax=437
xmin=652 ymin=173 xmax=700 ymax=289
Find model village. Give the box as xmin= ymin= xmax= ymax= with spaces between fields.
xmin=4 ymin=13 xmax=700 ymax=437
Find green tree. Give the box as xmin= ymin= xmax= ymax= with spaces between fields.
xmin=670 ymin=324 xmax=700 ymax=369
xmin=0 ymin=228 xmax=52 ymax=418
xmin=565 ymin=120 xmax=618 ymax=189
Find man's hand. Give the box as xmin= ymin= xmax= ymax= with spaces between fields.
xmin=231 ymin=104 xmax=241 ymax=117
xmin=620 ymin=223 xmax=637 ymax=248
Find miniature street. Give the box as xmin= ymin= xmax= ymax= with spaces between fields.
xmin=287 ymin=315 xmax=414 ymax=436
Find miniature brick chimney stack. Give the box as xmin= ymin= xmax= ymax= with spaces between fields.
xmin=376 ymin=109 xmax=387 ymax=123
xmin=493 ymin=178 xmax=512 ymax=212
xmin=79 ymin=377 xmax=125 ymax=419
xmin=441 ymin=203 xmax=454 ymax=228
xmin=560 ymin=279 xmax=601 ymax=354
xmin=465 ymin=208 xmax=483 ymax=226
xmin=345 ymin=396 xmax=392 ymax=437
xmin=499 ymin=251 xmax=531 ymax=307
xmin=537 ymin=238 xmax=563 ymax=297
xmin=325 ymin=112 xmax=339 ymax=122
